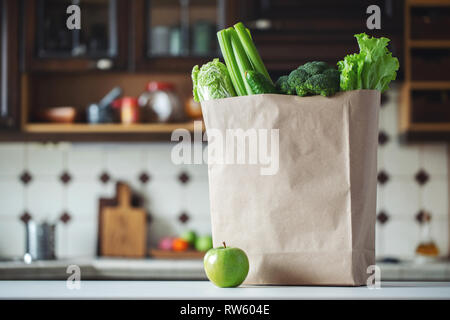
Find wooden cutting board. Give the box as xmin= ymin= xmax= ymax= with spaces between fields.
xmin=100 ymin=182 xmax=147 ymax=258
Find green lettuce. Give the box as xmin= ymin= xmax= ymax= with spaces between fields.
xmin=338 ymin=33 xmax=399 ymax=92
xmin=192 ymin=58 xmax=236 ymax=102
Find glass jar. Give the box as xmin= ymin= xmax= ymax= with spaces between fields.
xmin=138 ymin=82 xmax=184 ymax=123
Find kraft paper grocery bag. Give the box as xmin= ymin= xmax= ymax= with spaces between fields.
xmin=201 ymin=90 xmax=380 ymax=286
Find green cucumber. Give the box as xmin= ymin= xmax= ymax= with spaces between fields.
xmin=244 ymin=70 xmax=277 ymax=95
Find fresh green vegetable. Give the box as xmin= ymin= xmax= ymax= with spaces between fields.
xmin=282 ymin=61 xmax=340 ymax=97
xmin=338 ymin=33 xmax=399 ymax=92
xmin=303 ymin=73 xmax=340 ymax=97
xmin=229 ymin=28 xmax=254 ymax=95
xmin=287 ymin=68 xmax=310 ymax=96
xmin=275 ymin=75 xmax=294 ymax=95
xmin=217 ymin=22 xmax=272 ymax=97
xmin=245 ymin=70 xmax=277 ymax=94
xmin=233 ymin=22 xmax=273 ymax=85
xmin=217 ymin=29 xmax=247 ymax=96
xmin=300 ymin=61 xmax=331 ymax=76
xmin=191 ymin=58 xmax=236 ymax=102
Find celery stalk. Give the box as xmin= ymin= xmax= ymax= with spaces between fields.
xmin=229 ymin=28 xmax=254 ymax=95
xmin=217 ymin=29 xmax=247 ymax=96
xmin=234 ymin=22 xmax=273 ymax=85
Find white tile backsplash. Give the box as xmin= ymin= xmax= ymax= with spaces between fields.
xmin=0 ymin=86 xmax=448 ymax=260
xmin=0 ymin=143 xmax=24 ymax=175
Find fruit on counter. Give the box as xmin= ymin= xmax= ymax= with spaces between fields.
xmin=172 ymin=238 xmax=190 ymax=252
xmin=158 ymin=237 xmax=174 ymax=251
xmin=203 ymin=242 xmax=249 ymax=288
xmin=180 ymin=230 xmax=197 ymax=246
xmin=195 ymin=235 xmax=213 ymax=252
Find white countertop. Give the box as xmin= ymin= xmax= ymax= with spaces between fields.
xmin=0 ymin=281 xmax=450 ymax=300
xmin=1 ymin=258 xmax=450 ymax=281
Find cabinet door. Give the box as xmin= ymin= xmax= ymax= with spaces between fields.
xmin=24 ymin=0 xmax=128 ymax=72
xmin=133 ymin=0 xmax=227 ymax=72
xmin=0 ymin=0 xmax=20 ymax=130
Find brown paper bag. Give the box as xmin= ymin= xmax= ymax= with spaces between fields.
xmin=201 ymin=90 xmax=380 ymax=286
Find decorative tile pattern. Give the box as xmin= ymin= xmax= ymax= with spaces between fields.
xmin=20 ymin=211 xmax=32 ymax=224
xmin=178 ymin=212 xmax=190 ymax=224
xmin=19 ymin=171 xmax=32 ymax=185
xmin=99 ymin=172 xmax=111 ymax=184
xmin=377 ymin=211 xmax=390 ymax=224
xmin=60 ymin=212 xmax=72 ymax=224
xmin=178 ymin=172 xmax=190 ymax=184
xmin=377 ymin=170 xmax=390 ymax=185
xmin=378 ymin=131 xmax=390 ymax=146
xmin=59 ymin=171 xmax=72 ymax=185
xmin=416 ymin=210 xmax=431 ymax=224
xmin=415 ymin=169 xmax=430 ymax=186
xmin=139 ymin=172 xmax=151 ymax=184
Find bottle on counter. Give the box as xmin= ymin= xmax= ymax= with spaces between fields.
xmin=112 ymin=97 xmax=139 ymax=125
xmin=415 ymin=211 xmax=439 ymax=261
xmin=138 ymin=82 xmax=184 ymax=123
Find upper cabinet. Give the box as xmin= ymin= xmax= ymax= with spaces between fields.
xmin=0 ymin=0 xmax=20 ymax=130
xmin=133 ymin=0 xmax=226 ymax=72
xmin=238 ymin=0 xmax=404 ymax=74
xmin=24 ymin=0 xmax=129 ymax=72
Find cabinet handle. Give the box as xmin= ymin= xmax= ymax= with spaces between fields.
xmin=96 ymin=59 xmax=113 ymax=70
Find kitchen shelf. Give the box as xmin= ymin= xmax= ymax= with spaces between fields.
xmin=400 ymin=0 xmax=450 ymax=142
xmin=408 ymin=0 xmax=450 ymax=6
xmin=23 ymin=122 xmax=204 ymax=134
xmin=0 ymin=122 xmax=204 ymax=142
xmin=409 ymin=40 xmax=450 ymax=48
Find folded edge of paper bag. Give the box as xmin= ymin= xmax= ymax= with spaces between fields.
xmin=201 ymin=90 xmax=379 ymax=286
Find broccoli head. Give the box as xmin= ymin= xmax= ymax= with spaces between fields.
xmin=299 ymin=61 xmax=331 ymax=76
xmin=275 ymin=75 xmax=293 ymax=95
xmin=303 ymin=73 xmax=340 ymax=97
xmin=287 ymin=68 xmax=309 ymax=96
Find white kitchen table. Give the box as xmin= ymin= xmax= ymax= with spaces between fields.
xmin=0 ymin=281 xmax=449 ymax=300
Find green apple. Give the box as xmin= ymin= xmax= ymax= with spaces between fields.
xmin=195 ymin=235 xmax=213 ymax=252
xmin=203 ymin=242 xmax=249 ymax=288
xmin=180 ymin=230 xmax=197 ymax=246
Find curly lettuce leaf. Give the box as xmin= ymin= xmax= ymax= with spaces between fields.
xmin=191 ymin=58 xmax=236 ymax=102
xmin=338 ymin=33 xmax=399 ymax=92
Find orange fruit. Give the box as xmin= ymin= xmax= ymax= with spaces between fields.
xmin=172 ymin=238 xmax=189 ymax=252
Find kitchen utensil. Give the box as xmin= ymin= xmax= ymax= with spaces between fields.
xmin=99 ymin=182 xmax=147 ymax=258
xmin=87 ymin=86 xmax=122 ymax=124
xmin=42 ymin=106 xmax=77 ymax=123
xmin=24 ymin=220 xmax=56 ymax=262
xmin=138 ymin=82 xmax=184 ymax=123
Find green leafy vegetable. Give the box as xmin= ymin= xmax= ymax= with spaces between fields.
xmin=245 ymin=70 xmax=277 ymax=94
xmin=338 ymin=33 xmax=399 ymax=92
xmin=281 ymin=61 xmax=340 ymax=97
xmin=191 ymin=58 xmax=236 ymax=102
xmin=275 ymin=75 xmax=294 ymax=95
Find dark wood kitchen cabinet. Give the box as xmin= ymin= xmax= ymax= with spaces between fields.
xmin=236 ymin=0 xmax=404 ymax=74
xmin=0 ymin=0 xmax=20 ymax=130
xmin=132 ymin=0 xmax=233 ymax=72
xmin=400 ymin=0 xmax=450 ymax=142
xmin=24 ymin=0 xmax=129 ymax=72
